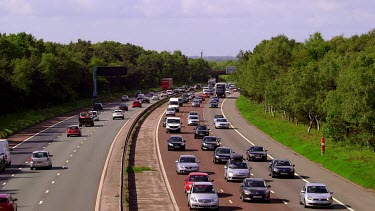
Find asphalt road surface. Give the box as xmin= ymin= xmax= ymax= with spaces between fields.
xmin=0 ymin=99 xmax=156 ymax=211
xmin=156 ymin=92 xmax=375 ymax=211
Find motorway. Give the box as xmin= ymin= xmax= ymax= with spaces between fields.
xmin=155 ymin=92 xmax=375 ymax=211
xmin=0 ymin=98 xmax=155 ymax=211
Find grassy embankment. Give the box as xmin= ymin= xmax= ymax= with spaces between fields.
xmin=0 ymin=88 xmax=161 ymax=139
xmin=237 ymin=95 xmax=375 ymax=191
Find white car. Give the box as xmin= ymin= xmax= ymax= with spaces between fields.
xmin=166 ymin=117 xmax=182 ymax=133
xmin=112 ymin=110 xmax=124 ymax=120
xmin=188 ymin=111 xmax=199 ymax=117
xmin=90 ymin=110 xmax=99 ymax=121
xmin=152 ymin=94 xmax=160 ymax=100
xmin=188 ymin=182 xmax=219 ymax=210
xmin=187 ymin=115 xmax=200 ymax=126
xmin=121 ymin=95 xmax=129 ymax=101
xmin=29 ymin=150 xmax=53 ymax=170
xmin=160 ymin=91 xmax=167 ymax=97
xmin=176 ymin=155 xmax=200 ymax=174
xmin=300 ymin=183 xmax=333 ymax=208
xmin=166 ymin=107 xmax=176 ymax=116
xmin=166 ymin=90 xmax=173 ymax=96
xmin=225 ymin=89 xmax=230 ymax=94
xmin=214 ymin=118 xmax=230 ymax=129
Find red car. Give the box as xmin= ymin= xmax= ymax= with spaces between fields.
xmin=184 ymin=172 xmax=211 ymax=195
xmin=0 ymin=194 xmax=17 ymax=211
xmin=199 ymin=95 xmax=206 ymax=101
xmin=132 ymin=100 xmax=142 ymax=108
xmin=203 ymin=93 xmax=210 ymax=98
xmin=66 ymin=125 xmax=81 ymax=137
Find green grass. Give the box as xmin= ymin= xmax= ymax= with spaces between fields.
xmin=237 ymin=96 xmax=375 ymax=190
xmin=126 ymin=166 xmax=155 ymax=173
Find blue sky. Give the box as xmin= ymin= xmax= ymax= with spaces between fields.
xmin=0 ymin=0 xmax=374 ymax=56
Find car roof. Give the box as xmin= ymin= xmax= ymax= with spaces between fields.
xmin=306 ymin=183 xmax=327 ymax=187
xmin=169 ymin=135 xmax=183 ymax=139
xmin=273 ymin=158 xmax=291 ymax=162
xmin=203 ymin=136 xmax=217 ymax=139
xmin=32 ymin=150 xmax=49 ymax=153
xmin=188 ymin=115 xmax=199 ymax=118
xmin=192 ymin=182 xmax=213 ymax=186
xmin=244 ymin=178 xmax=265 ymax=182
xmin=188 ymin=172 xmax=209 ymax=176
xmin=179 ymin=155 xmax=196 ymax=158
xmin=214 ymin=115 xmax=224 ymax=117
xmin=166 ymin=117 xmax=180 ymax=120
xmin=69 ymin=125 xmax=79 ymax=127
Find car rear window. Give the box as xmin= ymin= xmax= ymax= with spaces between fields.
xmin=33 ymin=152 xmax=48 ymax=158
xmin=69 ymin=126 xmax=79 ymax=130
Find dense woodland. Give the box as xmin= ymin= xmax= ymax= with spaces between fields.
xmin=234 ymin=30 xmax=375 ymax=149
xmin=0 ymin=32 xmax=211 ymax=114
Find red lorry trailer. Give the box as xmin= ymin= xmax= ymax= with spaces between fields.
xmin=161 ymin=78 xmax=173 ymax=91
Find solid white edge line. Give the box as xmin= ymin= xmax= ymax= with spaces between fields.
xmin=12 ymin=115 xmax=77 ymax=149
xmin=156 ymin=111 xmax=180 ymax=211
xmin=221 ymin=93 xmax=355 ymax=211
xmin=94 ymin=109 xmax=143 ymax=211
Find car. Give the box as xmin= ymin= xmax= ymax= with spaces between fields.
xmin=194 ymin=125 xmax=210 ymax=139
xmin=213 ymin=115 xmax=224 ymax=124
xmin=212 ymin=96 xmax=219 ymax=102
xmin=166 ymin=107 xmax=176 ymax=116
xmin=299 ymin=183 xmax=333 ymax=208
xmin=184 ymin=172 xmax=211 ymax=195
xmin=166 ymin=90 xmax=173 ymax=96
xmin=160 ymin=91 xmax=167 ymax=97
xmin=188 ymin=111 xmax=199 ymax=117
xmin=188 ymin=182 xmax=219 ymax=210
xmin=195 ymin=96 xmax=203 ymax=103
xmin=199 ymin=95 xmax=206 ymax=101
xmin=225 ymin=89 xmax=230 ymax=94
xmin=119 ymin=103 xmax=129 ymax=111
xmin=224 ymin=156 xmax=251 ymax=182
xmin=187 ymin=115 xmax=200 ymax=126
xmin=66 ymin=125 xmax=81 ymax=137
xmin=163 ymin=117 xmax=167 ymax=127
xmin=0 ymin=194 xmax=17 ymax=211
xmin=147 ymin=92 xmax=155 ymax=97
xmin=78 ymin=111 xmax=94 ymax=127
xmin=194 ymin=84 xmax=202 ymax=89
xmin=136 ymin=93 xmax=145 ymax=100
xmin=178 ymin=98 xmax=183 ymax=106
xmin=165 ymin=117 xmax=182 ymax=133
xmin=167 ymin=135 xmax=186 ymax=151
xmin=121 ymin=95 xmax=129 ymax=101
xmin=240 ymin=178 xmax=271 ymax=202
xmin=214 ymin=118 xmax=230 ymax=129
xmin=152 ymin=94 xmax=160 ymax=100
xmin=192 ymin=99 xmax=200 ymax=107
xmin=209 ymin=101 xmax=218 ymax=108
xmin=176 ymin=155 xmax=199 ymax=174
xmin=139 ymin=96 xmax=150 ymax=103
xmin=90 ymin=110 xmax=99 ymax=121
xmin=201 ymin=136 xmax=221 ymax=150
xmin=213 ymin=147 xmax=233 ymax=164
xmin=246 ymin=146 xmax=268 ymax=161
xmin=181 ymin=97 xmax=189 ymax=104
xmin=112 ymin=110 xmax=125 ymax=120
xmin=132 ymin=100 xmax=142 ymax=108
xmin=134 ymin=91 xmax=142 ymax=98
xmin=29 ymin=150 xmax=53 ymax=170
xmin=268 ymin=159 xmax=295 ymax=178
xmin=93 ymin=103 xmax=103 ymax=110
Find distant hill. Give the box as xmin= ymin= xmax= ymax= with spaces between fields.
xmin=189 ymin=56 xmax=238 ymax=62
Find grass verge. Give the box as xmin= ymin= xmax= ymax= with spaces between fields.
xmin=237 ymin=95 xmax=375 ymax=190
xmin=126 ymin=166 xmax=155 ymax=174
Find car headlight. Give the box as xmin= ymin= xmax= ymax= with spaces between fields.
xmin=190 ymin=197 xmax=197 ymax=202
xmin=168 ymin=143 xmax=173 ymax=146
xmin=249 ymin=154 xmax=255 ymax=157
xmin=203 ymin=143 xmax=207 ymax=146
xmin=244 ymin=190 xmax=250 ymax=194
xmin=327 ymin=197 xmax=333 ymax=201
xmin=273 ymin=168 xmax=279 ymax=172
xmin=212 ymin=195 xmax=218 ymax=202
xmin=307 ymin=196 xmax=314 ymax=200
xmin=214 ymin=155 xmax=219 ymax=158
xmin=181 ymin=142 xmax=185 ymax=145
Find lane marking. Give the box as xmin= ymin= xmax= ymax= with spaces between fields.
xmin=39 ymin=201 xmax=43 ymax=205
xmin=271 ymin=190 xmax=275 ymax=193
xmin=95 ymin=109 xmax=143 ymax=211
xmin=57 ymin=173 xmax=60 ymax=176
xmin=70 ymin=154 xmax=73 ymax=157
xmin=221 ymin=94 xmax=355 ymax=211
xmin=45 ymin=190 xmax=49 ymax=194
xmin=66 ymin=160 xmax=69 ymax=163
xmin=282 ymin=200 xmax=288 ymax=204
xmin=229 ymin=200 xmax=233 ymax=203
xmin=11 ymin=174 xmax=15 ymax=177
xmin=2 ymin=182 xmax=6 ymax=185
xmin=73 ymin=150 xmax=77 ymax=153
xmin=220 ymin=189 xmax=224 ymax=193
xmin=156 ymin=111 xmax=180 ymax=211
xmin=51 ymin=181 xmax=55 ymax=184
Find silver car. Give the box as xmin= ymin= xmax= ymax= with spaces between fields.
xmin=188 ymin=182 xmax=219 ymax=210
xmin=224 ymin=160 xmax=251 ymax=181
xmin=166 ymin=107 xmax=176 ymax=116
xmin=214 ymin=118 xmax=230 ymax=129
xmin=192 ymin=100 xmax=200 ymax=107
xmin=187 ymin=115 xmax=200 ymax=126
xmin=300 ymin=183 xmax=333 ymax=208
xmin=176 ymin=155 xmax=200 ymax=174
xmin=29 ymin=150 xmax=53 ymax=170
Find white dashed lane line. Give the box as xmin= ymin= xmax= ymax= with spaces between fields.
xmin=57 ymin=173 xmax=60 ymax=176
xmin=39 ymin=201 xmax=43 ymax=205
xmin=228 ymin=200 xmax=233 ymax=204
xmin=2 ymin=182 xmax=6 ymax=186
xmin=51 ymin=181 xmax=55 ymax=184
xmin=45 ymin=190 xmax=49 ymax=194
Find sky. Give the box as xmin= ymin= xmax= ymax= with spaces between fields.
xmin=0 ymin=0 xmax=374 ymax=57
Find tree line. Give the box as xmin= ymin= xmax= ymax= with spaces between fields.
xmin=234 ymin=30 xmax=375 ymax=149
xmin=0 ymin=32 xmax=211 ymax=114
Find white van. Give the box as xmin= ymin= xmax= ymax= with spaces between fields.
xmin=168 ymin=98 xmax=180 ymax=112
xmin=0 ymin=139 xmax=12 ymax=167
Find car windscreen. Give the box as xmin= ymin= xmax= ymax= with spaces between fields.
xmin=274 ymin=160 xmax=292 ymax=166
xmin=229 ymin=162 xmax=248 ymax=169
xmin=307 ymin=186 xmax=329 ymax=193
xmin=250 ymin=146 xmax=264 ymax=151
xmin=179 ymin=157 xmax=196 ymax=163
xmin=245 ymin=180 xmax=266 ymax=187
xmin=167 ymin=119 xmax=180 ymax=124
xmin=197 ymin=126 xmax=207 ymax=130
xmin=215 ymin=115 xmax=224 ymax=119
xmin=167 ymin=108 xmax=174 ymax=111
xmin=203 ymin=137 xmax=217 ymax=142
xmin=169 ymin=137 xmax=183 ymax=142
xmin=69 ymin=126 xmax=79 ymax=130
xmin=217 ymin=119 xmax=227 ymax=122
xmin=189 ymin=175 xmax=209 ymax=182
xmin=189 ymin=116 xmax=198 ymax=120
xmin=192 ymin=185 xmax=215 ymax=193
xmin=169 ymin=101 xmax=179 ymax=105
xmin=217 ymin=148 xmax=231 ymax=154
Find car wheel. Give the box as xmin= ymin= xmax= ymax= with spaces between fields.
xmin=67 ymin=134 xmax=70 ymax=137
xmin=241 ymin=193 xmax=245 ymax=202
xmin=113 ymin=118 xmax=115 ymax=120
xmin=182 ymin=147 xmax=185 ymax=151
xmin=78 ymin=134 xmax=82 ymax=137
xmin=304 ymin=199 xmax=308 ymax=208
xmin=194 ymin=135 xmax=197 ymax=139
xmin=168 ymin=148 xmax=170 ymax=151
xmin=49 ymin=165 xmax=52 ymax=169
xmin=271 ymin=172 xmax=275 ymax=178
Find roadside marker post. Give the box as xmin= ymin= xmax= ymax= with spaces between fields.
xmin=321 ymin=137 xmax=325 ymax=156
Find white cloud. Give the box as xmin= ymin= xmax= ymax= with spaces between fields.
xmin=0 ymin=0 xmax=33 ymax=15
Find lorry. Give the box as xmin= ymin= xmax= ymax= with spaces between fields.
xmin=79 ymin=111 xmax=95 ymax=127
xmin=215 ymin=82 xmax=226 ymax=98
xmin=208 ymin=78 xmax=216 ymax=87
xmin=161 ymin=78 xmax=173 ymax=91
